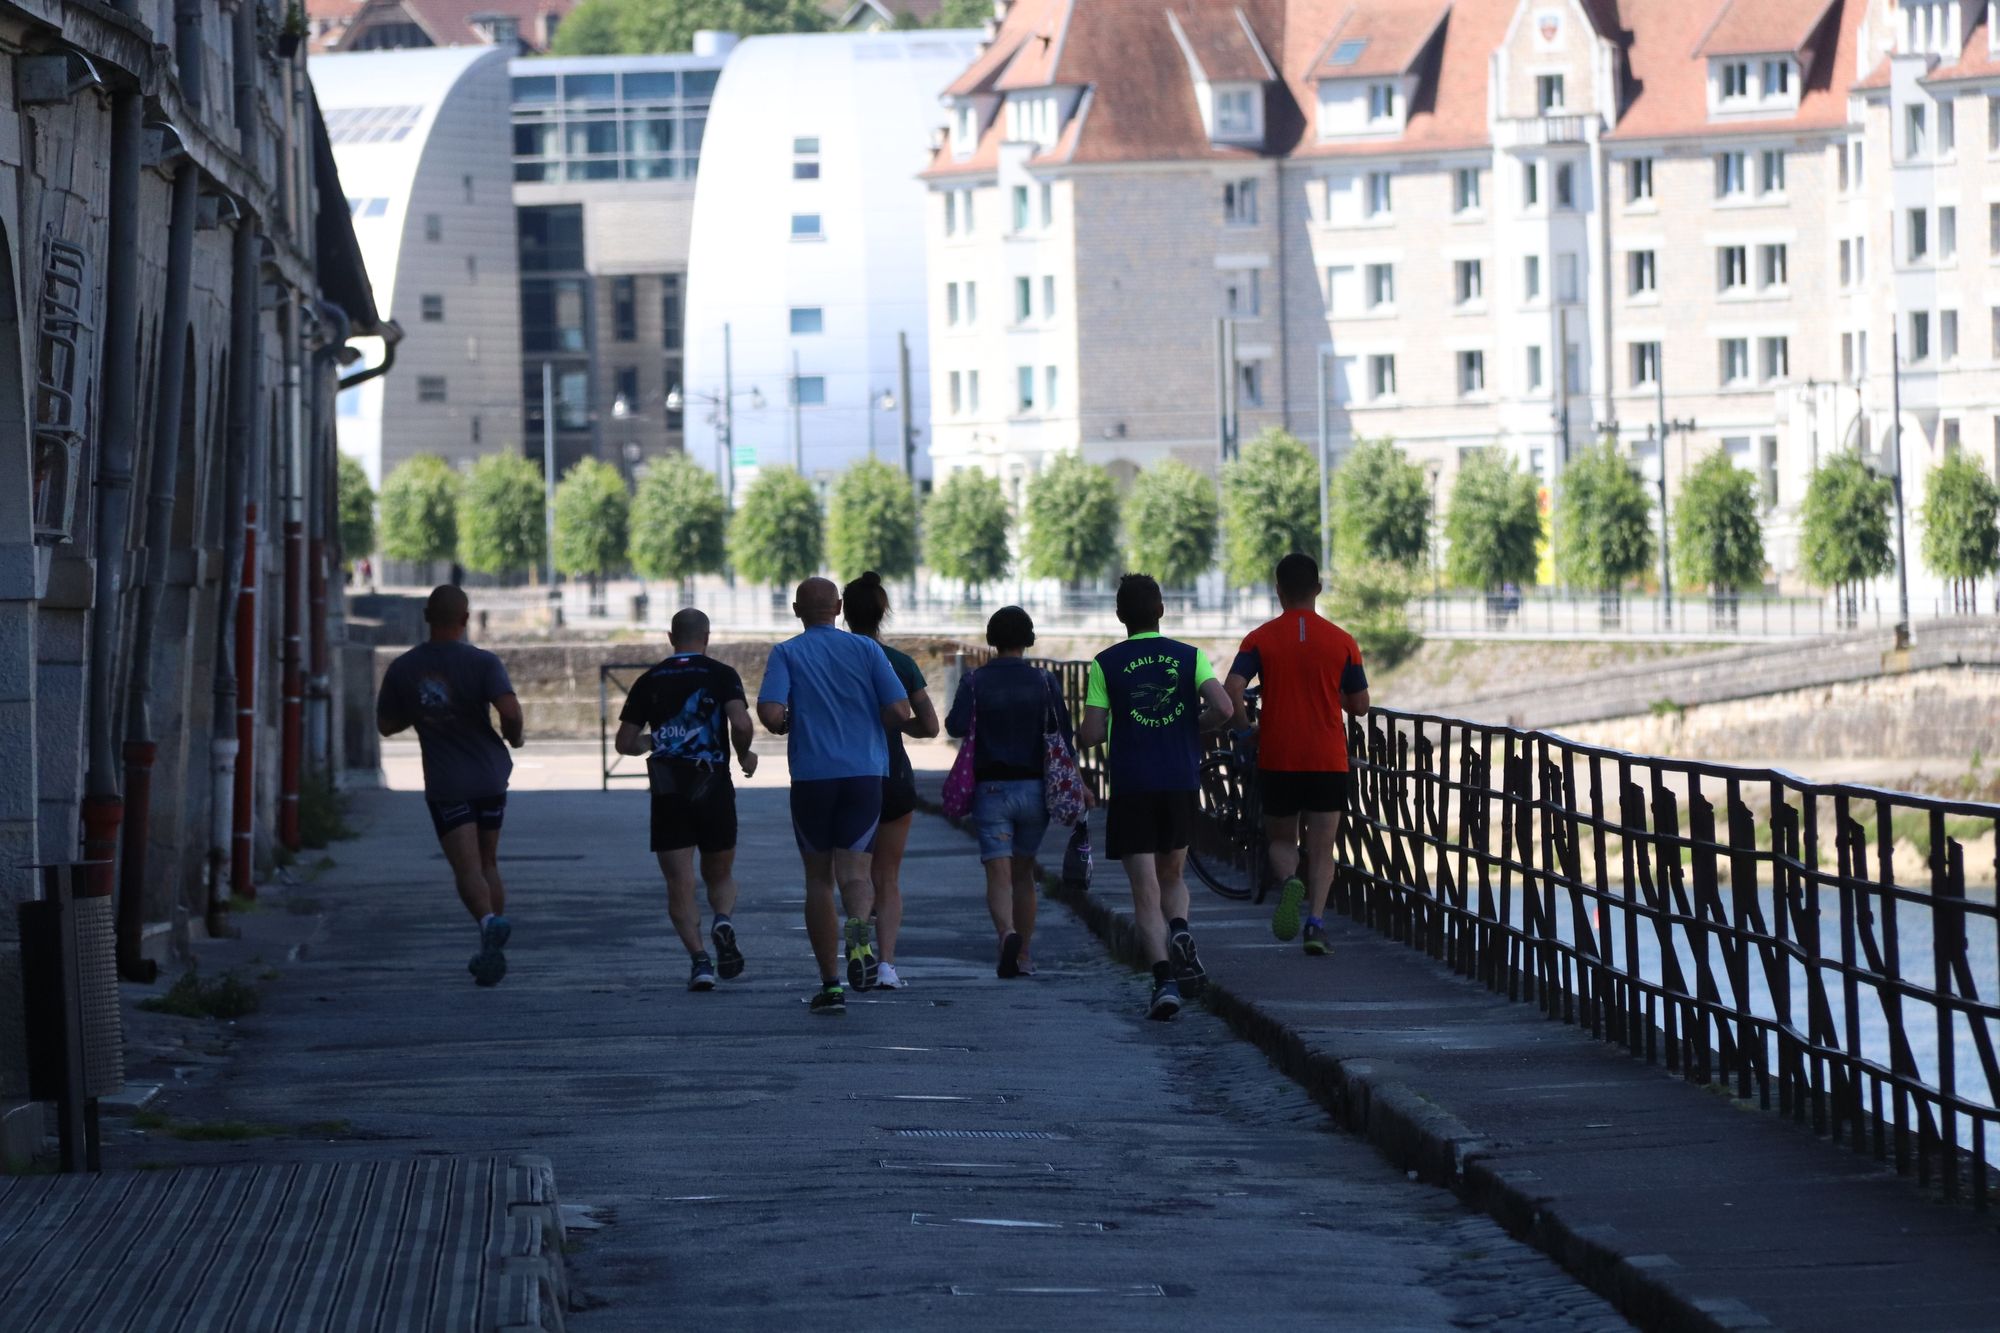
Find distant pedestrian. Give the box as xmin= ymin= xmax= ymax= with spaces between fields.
xmin=1224 ymin=554 xmax=1370 ymax=956
xmin=842 ymin=572 xmax=938 ymax=990
xmin=1077 ymin=575 xmax=1232 ymax=1020
xmin=375 ymin=585 xmax=523 ymax=986
xmin=614 ymin=608 xmax=759 ymax=992
xmin=757 ymin=577 xmax=914 ymax=1015
xmin=944 ymin=606 xmax=1076 ymax=979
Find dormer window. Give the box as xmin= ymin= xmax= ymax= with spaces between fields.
xmin=1368 ymin=84 xmax=1396 ymax=123
xmin=1762 ymin=60 xmax=1789 ymax=97
xmin=1003 ymin=95 xmax=1062 ymax=149
xmin=1213 ymin=85 xmax=1262 ymax=141
xmin=1537 ymin=74 xmax=1565 ymax=113
xmin=1709 ymin=55 xmax=1799 ymax=117
xmin=953 ymin=102 xmax=979 ymax=158
xmin=1721 ymin=63 xmax=1751 ymax=100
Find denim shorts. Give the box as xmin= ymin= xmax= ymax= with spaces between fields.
xmin=973 ymin=778 xmax=1049 ymax=863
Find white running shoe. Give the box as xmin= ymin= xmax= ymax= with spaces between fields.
xmin=876 ymin=963 xmax=903 ymax=990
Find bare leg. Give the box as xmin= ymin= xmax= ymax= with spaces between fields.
xmin=440 ymin=826 xmax=493 ymax=922
xmin=1010 ymin=856 xmax=1039 ymax=966
xmin=1157 ymin=849 xmax=1191 ymax=931
xmin=656 ymin=848 xmax=703 ymax=957
xmin=802 ymin=850 xmax=841 ymax=982
xmin=983 ymin=857 xmax=1015 ymax=938
xmin=871 ymin=815 xmax=910 ymax=962
xmin=1304 ymin=812 xmax=1343 ymax=920
xmin=832 ymin=848 xmax=875 ymax=922
xmin=1121 ymin=853 xmax=1169 ymax=965
xmin=700 ymin=848 xmax=739 ymax=919
xmin=477 ymin=826 xmax=507 ymax=916
xmin=1265 ymin=813 xmax=1303 ymax=884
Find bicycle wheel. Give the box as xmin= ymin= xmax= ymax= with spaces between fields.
xmin=1188 ymin=751 xmax=1257 ymax=901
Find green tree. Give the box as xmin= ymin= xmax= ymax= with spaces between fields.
xmin=925 ymin=469 xmax=1012 ymax=594
xmin=550 ymin=0 xmax=828 ymax=55
xmin=1800 ymin=451 xmax=1894 ymax=623
xmin=1445 ymin=450 xmax=1540 ymax=592
xmin=828 ymin=458 xmax=919 ymax=580
xmin=1674 ymin=449 xmax=1766 ymax=596
xmin=1326 ymin=561 xmax=1423 ymax=671
xmin=1123 ymin=461 xmax=1217 ymax=589
xmin=1222 ymin=429 xmax=1320 ymax=586
xmin=458 ymin=454 xmax=547 ymax=580
xmin=629 ymin=455 xmax=728 ymax=595
xmin=1921 ymin=449 xmax=2000 ymax=613
xmin=336 ymin=453 xmax=375 ymax=567
xmin=553 ymin=458 xmax=632 ymax=596
xmin=377 ymin=454 xmax=458 ymax=568
xmin=1023 ymin=453 xmax=1119 ymax=586
xmin=927 ymin=0 xmax=993 ymax=25
xmin=1331 ymin=437 xmax=1430 ymax=569
xmin=1554 ymin=443 xmax=1655 ymax=595
xmin=730 ymin=466 xmax=823 ymax=588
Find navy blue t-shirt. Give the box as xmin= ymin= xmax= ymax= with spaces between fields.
xmin=619 ymin=653 xmax=746 ymax=771
xmin=1085 ymin=633 xmax=1217 ymax=795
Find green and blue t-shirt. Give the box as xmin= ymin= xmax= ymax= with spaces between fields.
xmin=1085 ymin=632 xmax=1217 ymax=795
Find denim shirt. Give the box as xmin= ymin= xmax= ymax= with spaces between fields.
xmin=945 ymin=656 xmax=1074 ymax=782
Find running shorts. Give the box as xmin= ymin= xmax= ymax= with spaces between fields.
xmin=428 ymin=794 xmax=506 ymax=837
xmin=1260 ymin=770 xmax=1351 ymax=819
xmin=650 ymin=767 xmax=737 ymax=854
xmin=1104 ymin=789 xmax=1198 ymax=860
xmin=791 ymin=776 xmax=883 ymax=855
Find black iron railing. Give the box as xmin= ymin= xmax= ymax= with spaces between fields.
xmin=597 ymin=662 xmax=656 ymax=790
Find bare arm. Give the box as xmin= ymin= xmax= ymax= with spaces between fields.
xmin=1224 ymin=673 xmax=1253 ymax=729
xmin=494 ymin=693 xmax=524 ymax=748
xmin=881 ymin=697 xmax=914 ymax=729
xmin=902 ymin=687 xmax=940 ymax=740
xmin=724 ymin=699 xmax=759 ymax=778
xmin=1077 ymin=704 xmax=1109 ymax=752
xmin=757 ymin=701 xmax=790 ymax=735
xmin=614 ymin=721 xmax=648 ymax=756
xmin=1343 ymin=687 xmax=1371 ymax=717
xmin=1197 ymin=678 xmax=1234 ymax=734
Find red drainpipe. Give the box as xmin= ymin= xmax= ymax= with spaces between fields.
xmin=231 ymin=500 xmax=260 ymax=900
xmin=309 ymin=533 xmax=328 ymax=760
xmin=279 ymin=514 xmax=304 ymax=850
xmin=80 ymin=794 xmax=123 ymax=901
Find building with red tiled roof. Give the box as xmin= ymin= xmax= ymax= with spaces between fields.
xmin=922 ymin=0 xmax=2000 ymax=601
xmin=307 ymin=0 xmax=576 ymax=55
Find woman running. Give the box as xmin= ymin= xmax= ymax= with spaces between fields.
xmin=944 ymin=606 xmax=1074 ymax=978
xmin=842 ymin=572 xmax=938 ymax=989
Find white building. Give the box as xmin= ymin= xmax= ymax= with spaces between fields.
xmin=683 ymin=30 xmax=982 ymax=504
xmin=311 ymin=45 xmax=524 ymax=487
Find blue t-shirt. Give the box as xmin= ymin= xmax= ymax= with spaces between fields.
xmin=377 ymin=640 xmax=515 ymax=801
xmin=758 ymin=625 xmax=907 ymax=782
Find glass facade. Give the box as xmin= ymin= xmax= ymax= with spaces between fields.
xmin=511 ymin=67 xmax=717 ymax=183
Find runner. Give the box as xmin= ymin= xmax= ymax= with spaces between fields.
xmin=1076 ymin=574 xmax=1233 ymax=1020
xmin=613 ymin=608 xmax=759 ymax=991
xmin=842 ymin=572 xmax=938 ymax=990
xmin=1224 ymin=553 xmax=1370 ymax=955
xmin=757 ymin=576 xmax=914 ymax=1015
xmin=375 ymin=585 xmax=523 ymax=987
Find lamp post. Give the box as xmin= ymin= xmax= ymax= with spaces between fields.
xmin=1889 ymin=327 xmax=1911 ymax=646
xmin=665 ymin=374 xmax=764 ymax=511
xmin=1424 ymin=460 xmax=1441 ymax=598
xmin=868 ymin=388 xmax=897 ymax=461
xmin=1316 ymin=348 xmax=1331 ymax=572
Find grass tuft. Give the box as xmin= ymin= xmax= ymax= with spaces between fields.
xmin=137 ymin=968 xmax=261 ymax=1021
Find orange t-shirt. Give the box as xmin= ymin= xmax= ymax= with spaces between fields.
xmin=1230 ymin=610 xmax=1367 ymax=773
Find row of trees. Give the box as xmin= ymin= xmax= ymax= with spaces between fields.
xmin=548 ymin=0 xmax=991 ymax=55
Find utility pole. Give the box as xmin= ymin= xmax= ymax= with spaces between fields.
xmin=1316 ymin=349 xmax=1331 ymax=571
xmin=1890 ymin=327 xmax=1911 ymax=646
xmin=1653 ymin=362 xmax=1694 ymax=630
xmin=898 ymin=331 xmax=915 ymax=486
xmin=721 ymin=321 xmax=735 ymax=509
xmin=541 ymin=360 xmax=556 ymax=596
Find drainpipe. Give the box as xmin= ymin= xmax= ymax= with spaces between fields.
xmin=278 ymin=297 xmax=304 ymax=852
xmin=307 ymin=303 xmax=351 ymax=776
xmin=116 ymin=3 xmax=205 ymax=980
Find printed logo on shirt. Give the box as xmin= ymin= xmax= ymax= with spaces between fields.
xmin=417 ymin=675 xmax=453 ymax=713
xmin=1120 ymin=653 xmax=1186 ymax=729
xmin=652 ymin=688 xmax=726 ymax=766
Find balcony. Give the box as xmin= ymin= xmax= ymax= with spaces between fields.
xmin=1497 ymin=114 xmax=1594 ymax=149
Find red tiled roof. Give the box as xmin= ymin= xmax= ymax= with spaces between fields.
xmin=1286 ymin=0 xmax=1514 ymax=158
xmin=1925 ymin=22 xmax=2000 ymax=83
xmin=1693 ymin=0 xmax=1838 ymax=59
xmin=1307 ymin=0 xmax=1450 ymax=79
xmin=1170 ymin=5 xmax=1278 ymax=82
xmin=308 ymin=0 xmax=575 ymax=53
xmin=1608 ymin=0 xmax=1866 ymax=141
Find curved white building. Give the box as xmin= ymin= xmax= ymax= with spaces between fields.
xmin=311 ymin=45 xmax=523 ymax=486
xmin=683 ymin=30 xmax=980 ymax=500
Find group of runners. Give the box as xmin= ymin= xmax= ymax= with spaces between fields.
xmin=375 ymin=552 xmax=1371 ymax=1020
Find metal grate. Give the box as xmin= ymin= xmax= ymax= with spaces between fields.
xmin=75 ymin=894 xmax=123 ymax=1097
xmin=891 ymin=1128 xmax=1066 ymax=1140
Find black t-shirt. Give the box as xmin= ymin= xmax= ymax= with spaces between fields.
xmin=619 ymin=653 xmax=746 ymax=771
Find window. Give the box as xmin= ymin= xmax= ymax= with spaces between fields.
xmin=1016 ymin=365 xmax=1035 ymax=412
xmin=1012 ymin=185 xmax=1030 ymax=231
xmin=1366 ymin=262 xmax=1395 ymax=308
xmin=1537 ymin=74 xmax=1566 ymax=113
xmin=944 ymin=192 xmax=957 ymax=236
xmin=424 ymin=213 xmax=442 ymax=242
xmin=1911 ymin=311 xmax=1932 ymax=361
xmin=613 ymin=366 xmax=639 ymax=415
xmin=1454 ymin=168 xmax=1481 ymax=213
xmin=1040 ymin=183 xmax=1054 ymax=227
xmin=1015 ymin=276 xmax=1033 ymax=323
xmin=1759 ymin=243 xmax=1789 ymax=289
xmin=946 ymin=282 xmax=960 ymax=326
xmin=662 ymin=273 xmax=682 ymax=350
xmin=1760 ymin=150 xmax=1786 ymax=194
xmin=1042 ymin=276 xmax=1056 ymax=319
xmin=612 ymin=276 xmax=636 ymax=341
xmin=1855 ymin=237 xmax=1867 ymax=281
xmin=965 ymin=281 xmax=978 ymax=324
xmin=1458 ymin=349 xmax=1486 ymax=395
xmin=1225 ymin=269 xmax=1262 ymax=317
xmin=420 ymin=293 xmax=444 ymax=322
xmin=790 ymin=213 xmax=822 ymax=238
xmin=1631 ymin=341 xmax=1661 ymax=387
xmin=466 ymin=255 xmax=478 ymax=282
xmin=1763 ymin=61 xmax=1790 ymax=97
xmin=1555 ymin=253 xmax=1578 ymax=303
xmin=1941 ymin=205 xmax=1958 ymax=260
xmin=1907 ymin=104 xmax=1928 ymax=158
xmin=794 ymin=375 xmax=826 ymax=406
xmin=1323 ymin=264 xmax=1355 ymax=312
xmin=1991 ymin=96 xmax=2000 ymax=151
xmin=1941 ymin=101 xmax=1957 ymax=155
xmin=1524 ymin=254 xmax=1542 ymax=301
xmin=1628 ymin=250 xmax=1657 ymax=296
xmin=1839 ymin=146 xmax=1850 ymax=192
xmin=1722 ymin=62 xmax=1751 ymax=100
xmin=954 ymin=103 xmax=978 ymax=153
xmin=1720 ymin=245 xmax=1749 ymax=292
xmin=962 ymin=191 xmax=975 ymax=234
xmin=967 ymin=370 xmax=980 ymax=412
xmin=1857 ymin=330 xmax=1869 ymax=376
xmin=1368 ymin=354 xmax=1397 ymax=399
xmin=1554 ymin=163 xmax=1575 ymax=209
xmin=1215 ymin=87 xmax=1258 ymax=138
xmin=1045 ymin=366 xmax=1059 ymax=409
xmin=1991 ymin=203 xmax=2000 ymax=254
xmin=1720 ymin=338 xmax=1750 ymax=385
xmin=1716 ymin=152 xmax=1747 ymax=198
xmin=1760 ymin=336 xmax=1790 ymax=381
xmin=1455 ymin=259 xmax=1484 ymax=305
xmin=1368 ymin=83 xmax=1397 ymax=123
xmin=1627 ymin=158 xmax=1654 ymax=204
xmin=1994 ymin=306 xmax=2000 ymax=355
xmin=1564 ymin=343 xmax=1582 ymax=394
xmin=1526 ymin=345 xmax=1545 ymax=392
xmin=1943 ymin=309 xmax=1960 ymax=360
xmin=1522 ymin=161 xmax=1540 ymax=207
xmin=1909 ymin=208 xmax=1929 ymax=261
xmin=1839 ymin=239 xmax=1853 ymax=287
xmin=793 ymin=136 xmax=820 ymax=179
xmin=789 ymin=306 xmax=823 ymax=335
xmin=1944 ymin=418 xmax=1961 ymax=454
xmin=1851 ymin=141 xmax=1865 ymax=187
xmin=1224 ymin=179 xmax=1259 ymax=225
xmin=462 ymin=174 xmax=475 ymax=204
xmin=948 ymin=371 xmax=962 ymax=415
xmin=1238 ymin=361 xmax=1265 ymax=407
xmin=1366 ymin=172 xmax=1393 ymax=217
xmin=1761 ymin=436 xmax=1779 ymax=509
xmin=417 ymin=375 xmax=448 ymax=403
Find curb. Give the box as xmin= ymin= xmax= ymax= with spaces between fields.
xmin=495 ymin=1152 xmax=570 ymax=1333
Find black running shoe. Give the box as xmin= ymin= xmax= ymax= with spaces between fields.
xmin=1169 ymin=928 xmax=1206 ymax=996
xmin=997 ymin=931 xmax=1022 ymax=979
xmin=688 ymin=955 xmax=717 ymax=992
xmin=711 ymin=920 xmax=745 ymax=980
xmin=1302 ymin=922 xmax=1331 ymax=957
xmin=1148 ymin=978 xmax=1183 ymax=1021
xmin=810 ymin=984 xmax=847 ymax=1016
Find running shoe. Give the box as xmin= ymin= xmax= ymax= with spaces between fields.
xmin=1303 ymin=922 xmax=1331 ymax=957
xmin=810 ymin=983 xmax=847 ymax=1015
xmin=711 ymin=920 xmax=745 ymax=980
xmin=1170 ymin=928 xmax=1207 ymax=996
xmin=469 ymin=915 xmax=510 ymax=987
xmin=1147 ymin=978 xmax=1183 ymax=1021
xmin=997 ymin=931 xmax=1022 ymax=979
xmin=688 ymin=954 xmax=717 ymax=991
xmin=844 ymin=916 xmax=879 ymax=992
xmin=1271 ymin=878 xmax=1306 ymax=941
xmin=876 ymin=962 xmax=904 ymax=990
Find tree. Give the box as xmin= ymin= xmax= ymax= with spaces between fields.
xmin=1023 ymin=453 xmax=1119 ymax=586
xmin=924 ymin=0 xmax=993 ymax=25
xmin=336 ymin=453 xmax=375 ymax=567
xmin=1921 ymin=449 xmax=2000 ymax=613
xmin=1444 ymin=449 xmax=1539 ymax=592
xmin=1222 ymin=429 xmax=1320 ymax=586
xmin=925 ymin=469 xmax=1011 ymax=595
xmin=828 ymin=458 xmax=919 ymax=580
xmin=553 ymin=458 xmax=632 ymax=598
xmin=459 ymin=454 xmax=546 ymax=581
xmin=1800 ymin=451 xmax=1893 ymax=624
xmin=630 ymin=455 xmax=728 ymax=597
xmin=1674 ymin=449 xmax=1766 ymax=599
xmin=1326 ymin=561 xmax=1423 ymax=672
xmin=1553 ymin=443 xmax=1655 ymax=597
xmin=550 ymin=0 xmax=828 ymax=55
xmin=730 ymin=466 xmax=823 ymax=588
xmin=377 ymin=454 xmax=458 ymax=569
xmin=1331 ymin=437 xmax=1430 ymax=569
xmin=1123 ymin=461 xmax=1217 ymax=589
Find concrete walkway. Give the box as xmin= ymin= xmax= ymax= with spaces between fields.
xmin=95 ymin=773 xmax=1627 ymax=1330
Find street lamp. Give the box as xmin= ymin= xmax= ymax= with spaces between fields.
xmin=1424 ymin=460 xmax=1442 ymax=598
xmin=666 ymin=377 xmax=764 ymax=509
xmin=868 ymin=388 xmax=897 ymax=460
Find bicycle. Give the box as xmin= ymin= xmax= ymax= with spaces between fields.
xmin=1188 ymin=690 xmax=1270 ymax=902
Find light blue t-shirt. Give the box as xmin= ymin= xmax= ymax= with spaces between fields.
xmin=759 ymin=625 xmax=907 ymax=782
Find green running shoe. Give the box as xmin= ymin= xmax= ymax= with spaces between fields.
xmin=810 ymin=984 xmax=847 ymax=1015
xmin=1303 ymin=921 xmax=1331 ymax=957
xmin=844 ymin=916 xmax=879 ymax=991
xmin=1271 ymin=878 xmax=1306 ymax=941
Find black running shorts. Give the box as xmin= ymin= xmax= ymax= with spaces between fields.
xmin=1260 ymin=770 xmax=1351 ymax=819
xmin=650 ymin=769 xmax=737 ymax=854
xmin=428 ymin=794 xmax=506 ymax=837
xmin=1104 ymin=789 xmax=1198 ymax=860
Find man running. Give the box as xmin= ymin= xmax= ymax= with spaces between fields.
xmin=1225 ymin=553 xmax=1370 ymax=956
xmin=757 ymin=577 xmax=913 ymax=1015
xmin=614 ymin=608 xmax=759 ymax=992
xmin=376 ymin=585 xmax=523 ymax=986
xmin=1077 ymin=574 xmax=1233 ymax=1020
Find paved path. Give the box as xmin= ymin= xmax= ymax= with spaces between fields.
xmin=113 ymin=778 xmax=1627 ymax=1330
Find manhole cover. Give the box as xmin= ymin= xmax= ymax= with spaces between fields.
xmin=891 ymin=1128 xmax=1066 ymax=1140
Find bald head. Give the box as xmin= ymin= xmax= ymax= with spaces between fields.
xmin=669 ymin=607 xmax=710 ymax=650
xmin=424 ymin=584 xmax=470 ymax=641
xmin=793 ymin=577 xmax=840 ymax=626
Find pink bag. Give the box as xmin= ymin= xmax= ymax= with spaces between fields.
xmin=1041 ymin=673 xmax=1086 ymax=827
xmin=941 ymin=673 xmax=978 ymax=821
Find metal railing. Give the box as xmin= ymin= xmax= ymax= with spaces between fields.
xmin=597 ymin=662 xmax=656 ymax=790
xmin=1410 ymin=592 xmax=1997 ymax=640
